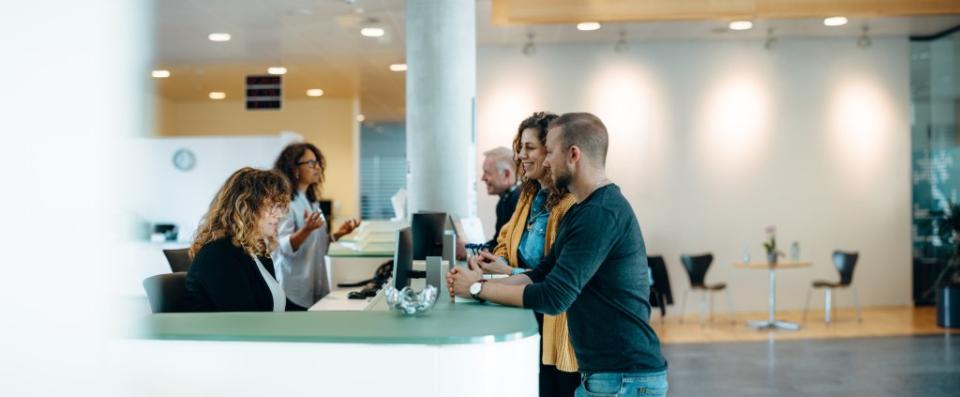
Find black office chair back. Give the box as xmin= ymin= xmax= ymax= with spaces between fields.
xmin=647 ymin=255 xmax=674 ymax=305
xmin=832 ymin=251 xmax=859 ymax=286
xmin=163 ymin=248 xmax=193 ymax=272
xmin=143 ymin=272 xmax=188 ymax=313
xmin=680 ymin=253 xmax=714 ymax=288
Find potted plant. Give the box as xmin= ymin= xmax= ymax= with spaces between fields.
xmin=763 ymin=225 xmax=783 ymax=265
xmin=928 ymin=202 xmax=960 ymax=328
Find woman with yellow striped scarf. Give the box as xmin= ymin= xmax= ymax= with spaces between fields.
xmin=472 ymin=111 xmax=579 ymax=396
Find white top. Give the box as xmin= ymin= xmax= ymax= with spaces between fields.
xmin=272 ymin=192 xmax=331 ymax=308
xmin=250 ymin=254 xmax=286 ymax=312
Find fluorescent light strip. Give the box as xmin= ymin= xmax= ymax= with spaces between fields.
xmin=577 ymin=22 xmax=601 ymax=31
xmin=824 ymin=16 xmax=848 ymax=27
xmin=208 ymin=33 xmax=231 ymax=42
xmin=360 ymin=27 xmax=384 ymax=37
xmin=151 ymin=70 xmax=170 ymax=78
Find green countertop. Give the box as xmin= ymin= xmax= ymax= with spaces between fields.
xmin=140 ymin=298 xmax=538 ymax=345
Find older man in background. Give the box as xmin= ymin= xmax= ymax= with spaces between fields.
xmin=481 ymin=146 xmax=520 ymax=250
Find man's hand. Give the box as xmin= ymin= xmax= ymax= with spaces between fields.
xmin=472 ymin=251 xmax=513 ymax=275
xmin=446 ymin=260 xmax=483 ymax=298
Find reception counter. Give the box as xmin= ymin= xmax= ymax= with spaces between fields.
xmin=132 ymin=282 xmax=539 ymax=396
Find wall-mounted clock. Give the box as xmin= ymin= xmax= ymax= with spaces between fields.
xmin=172 ymin=148 xmax=196 ymax=171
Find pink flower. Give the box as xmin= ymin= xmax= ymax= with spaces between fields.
xmin=765 ymin=225 xmax=776 ymax=236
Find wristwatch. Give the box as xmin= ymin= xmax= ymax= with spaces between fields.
xmin=469 ymin=281 xmax=486 ymax=302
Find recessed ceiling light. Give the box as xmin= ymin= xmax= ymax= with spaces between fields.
xmin=151 ymin=70 xmax=170 ymax=78
xmin=356 ymin=114 xmax=366 ymax=122
xmin=267 ymin=66 xmax=287 ymax=75
xmin=209 ymin=91 xmax=226 ymax=100
xmin=208 ymin=33 xmax=231 ymax=42
xmin=306 ymin=89 xmax=324 ymax=97
xmin=360 ymin=27 xmax=384 ymax=37
xmin=728 ymin=21 xmax=753 ymax=31
xmin=389 ymin=63 xmax=407 ymax=72
xmin=577 ymin=22 xmax=601 ymax=31
xmin=824 ymin=16 xmax=848 ymax=27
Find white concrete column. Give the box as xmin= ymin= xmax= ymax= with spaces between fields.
xmin=405 ymin=0 xmax=477 ymax=219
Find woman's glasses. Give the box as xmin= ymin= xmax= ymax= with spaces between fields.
xmin=297 ymin=159 xmax=321 ymax=168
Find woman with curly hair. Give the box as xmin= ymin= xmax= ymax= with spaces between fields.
xmin=470 ymin=111 xmax=580 ymax=396
xmin=183 ymin=167 xmax=306 ymax=312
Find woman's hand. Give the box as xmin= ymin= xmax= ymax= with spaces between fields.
xmin=332 ymin=219 xmax=360 ymax=241
xmin=472 ymin=251 xmax=513 ymax=275
xmin=290 ymin=209 xmax=326 ymax=251
xmin=303 ymin=209 xmax=325 ymax=232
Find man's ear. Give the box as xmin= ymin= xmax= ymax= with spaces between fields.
xmin=569 ymin=145 xmax=582 ymax=165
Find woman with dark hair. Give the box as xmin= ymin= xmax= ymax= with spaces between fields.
xmin=471 ymin=112 xmax=580 ymax=396
xmin=271 ymin=142 xmax=359 ymax=308
xmin=184 ymin=167 xmax=305 ymax=312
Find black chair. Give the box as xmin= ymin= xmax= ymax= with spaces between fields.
xmin=143 ymin=272 xmax=188 ymax=313
xmin=803 ymin=250 xmax=862 ymax=323
xmin=679 ymin=253 xmax=735 ymax=325
xmin=163 ymin=248 xmax=193 ymax=272
xmin=647 ymin=255 xmax=674 ymax=322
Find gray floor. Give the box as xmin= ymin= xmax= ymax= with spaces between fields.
xmin=662 ymin=334 xmax=960 ymax=396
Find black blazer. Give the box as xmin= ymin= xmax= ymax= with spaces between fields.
xmin=184 ymin=237 xmax=305 ymax=312
xmin=486 ymin=186 xmax=521 ymax=250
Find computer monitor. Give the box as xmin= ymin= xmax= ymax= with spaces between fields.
xmin=411 ymin=212 xmax=451 ymax=260
xmin=392 ymin=227 xmax=413 ymax=289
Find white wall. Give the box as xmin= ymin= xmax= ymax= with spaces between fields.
xmin=127 ymin=133 xmax=302 ymax=242
xmin=477 ymin=38 xmax=912 ymax=312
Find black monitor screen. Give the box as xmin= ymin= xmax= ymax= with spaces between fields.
xmin=411 ymin=212 xmax=448 ymax=260
xmin=393 ymin=227 xmax=413 ymax=289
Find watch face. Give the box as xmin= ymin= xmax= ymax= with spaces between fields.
xmin=469 ymin=282 xmax=482 ymax=295
xmin=172 ymin=148 xmax=196 ymax=171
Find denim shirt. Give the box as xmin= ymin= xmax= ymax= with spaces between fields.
xmin=518 ymin=187 xmax=549 ymax=269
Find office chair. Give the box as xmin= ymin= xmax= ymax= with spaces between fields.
xmin=143 ymin=272 xmax=188 ymax=313
xmin=679 ymin=253 xmax=735 ymax=325
xmin=803 ymin=250 xmax=862 ymax=323
xmin=163 ymin=248 xmax=193 ymax=272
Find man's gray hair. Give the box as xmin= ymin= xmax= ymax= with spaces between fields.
xmin=483 ymin=146 xmax=515 ymax=175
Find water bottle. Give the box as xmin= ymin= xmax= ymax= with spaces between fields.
xmin=790 ymin=241 xmax=800 ymax=261
xmin=742 ymin=246 xmax=751 ymax=264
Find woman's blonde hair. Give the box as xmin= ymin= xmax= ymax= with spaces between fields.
xmin=190 ymin=167 xmax=291 ymax=259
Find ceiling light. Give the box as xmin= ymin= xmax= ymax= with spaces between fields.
xmin=614 ymin=30 xmax=628 ymax=53
xmin=729 ymin=21 xmax=753 ymax=31
xmin=577 ymin=22 xmax=601 ymax=31
xmin=360 ymin=27 xmax=384 ymax=37
xmin=389 ymin=63 xmax=407 ymax=72
xmin=763 ymin=28 xmax=778 ymax=50
xmin=356 ymin=114 xmax=365 ymax=122
xmin=522 ymin=32 xmax=536 ymax=56
xmin=306 ymin=89 xmax=324 ymax=97
xmin=209 ymin=92 xmax=226 ymax=100
xmin=824 ymin=16 xmax=848 ymax=27
xmin=267 ymin=66 xmax=287 ymax=75
xmin=208 ymin=33 xmax=231 ymax=42
xmin=857 ymin=25 xmax=872 ymax=48
xmin=151 ymin=70 xmax=170 ymax=78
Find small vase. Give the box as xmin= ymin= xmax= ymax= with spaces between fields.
xmin=767 ymin=252 xmax=778 ymax=265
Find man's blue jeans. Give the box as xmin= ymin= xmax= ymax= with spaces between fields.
xmin=575 ymin=370 xmax=669 ymax=397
